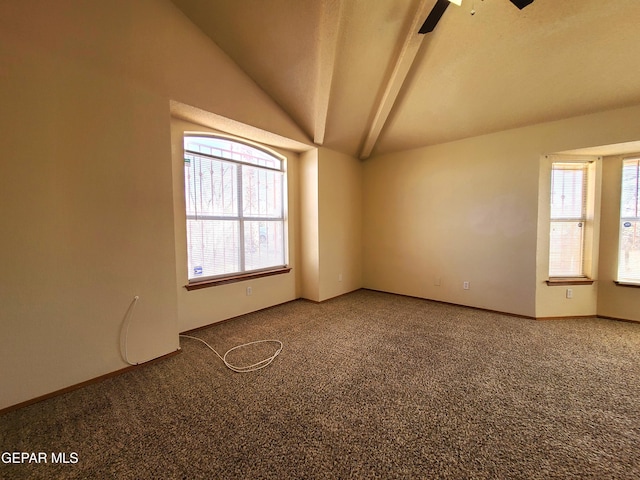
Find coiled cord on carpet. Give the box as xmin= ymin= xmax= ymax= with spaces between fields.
xmin=120 ymin=295 xmax=281 ymax=371
xmin=179 ymin=334 xmax=283 ymax=373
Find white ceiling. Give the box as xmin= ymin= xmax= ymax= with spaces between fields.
xmin=170 ymin=0 xmax=640 ymax=159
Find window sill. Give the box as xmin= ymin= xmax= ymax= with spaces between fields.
xmin=546 ymin=277 xmax=595 ymax=286
xmin=185 ymin=267 xmax=291 ymax=291
xmin=614 ymin=281 xmax=640 ymax=288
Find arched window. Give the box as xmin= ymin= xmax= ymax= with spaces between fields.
xmin=183 ymin=135 xmax=287 ymax=284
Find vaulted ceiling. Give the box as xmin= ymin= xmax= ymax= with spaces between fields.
xmin=170 ymin=0 xmax=640 ymax=159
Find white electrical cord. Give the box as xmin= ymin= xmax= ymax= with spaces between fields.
xmin=121 ymin=295 xmax=168 ymax=366
xmin=179 ymin=334 xmax=283 ymax=373
xmin=121 ymin=295 xmax=141 ymax=365
xmin=121 ymin=295 xmax=282 ymax=371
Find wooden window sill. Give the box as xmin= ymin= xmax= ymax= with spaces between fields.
xmin=614 ymin=281 xmax=640 ymax=288
xmin=185 ymin=267 xmax=291 ymax=291
xmin=546 ymin=278 xmax=594 ymax=286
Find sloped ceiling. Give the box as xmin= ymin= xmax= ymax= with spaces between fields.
xmin=170 ymin=0 xmax=640 ymax=159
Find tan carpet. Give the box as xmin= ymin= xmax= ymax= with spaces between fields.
xmin=2 ymin=289 xmax=640 ymax=479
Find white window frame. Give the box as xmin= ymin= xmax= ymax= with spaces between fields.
xmin=183 ymin=134 xmax=288 ymax=286
xmin=617 ymin=157 xmax=640 ymax=285
xmin=548 ymin=161 xmax=590 ymax=278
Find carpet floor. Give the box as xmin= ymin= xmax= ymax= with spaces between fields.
xmin=2 ymin=289 xmax=640 ymax=479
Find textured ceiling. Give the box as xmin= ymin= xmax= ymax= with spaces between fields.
xmin=170 ymin=0 xmax=640 ymax=159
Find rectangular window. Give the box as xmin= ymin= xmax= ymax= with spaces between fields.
xmin=549 ymin=162 xmax=589 ymax=277
xmin=184 ymin=136 xmax=286 ymax=283
xmin=617 ymin=157 xmax=640 ymax=284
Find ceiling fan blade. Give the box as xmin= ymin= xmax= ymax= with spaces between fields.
xmin=509 ymin=0 xmax=535 ymax=9
xmin=419 ymin=0 xmax=451 ymax=34
xmin=419 ymin=0 xmax=535 ymax=36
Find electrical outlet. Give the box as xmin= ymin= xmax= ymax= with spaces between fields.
xmin=566 ymin=288 xmax=573 ymax=299
xmin=246 ymin=286 xmax=252 ymax=296
xmin=463 ymin=281 xmax=470 ymax=290
xmin=338 ymin=273 xmax=343 ymax=282
xmin=434 ymin=277 xmax=441 ymax=286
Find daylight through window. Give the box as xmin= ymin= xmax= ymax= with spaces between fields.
xmin=549 ymin=162 xmax=589 ymax=277
xmin=617 ymin=157 xmax=640 ymax=284
xmin=183 ymin=135 xmax=286 ymax=282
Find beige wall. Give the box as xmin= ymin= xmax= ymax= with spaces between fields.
xmin=298 ymin=148 xmax=363 ymax=302
xmin=0 ymin=41 xmax=179 ymax=410
xmin=318 ymin=148 xmax=363 ymax=301
xmin=171 ymin=120 xmax=301 ymax=332
xmin=2 ymin=0 xmax=639 ymax=411
xmin=364 ymin=105 xmax=640 ymax=318
xmin=535 ymin=155 xmax=602 ymax=318
xmin=299 ymin=150 xmax=321 ymax=302
xmin=364 ymin=131 xmax=539 ymax=316
xmin=0 ymin=0 xmax=309 ymax=410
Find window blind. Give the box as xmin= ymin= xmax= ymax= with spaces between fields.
xmin=184 ymin=136 xmax=286 ymax=282
xmin=618 ymin=157 xmax=640 ymax=283
xmin=549 ymin=162 xmax=588 ymax=277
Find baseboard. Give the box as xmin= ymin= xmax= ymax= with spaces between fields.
xmin=0 ymin=349 xmax=181 ymax=416
xmin=361 ymin=289 xmax=640 ymax=324
xmin=534 ymin=315 xmax=597 ymax=321
xmin=597 ymin=315 xmax=640 ymax=324
xmin=180 ymin=297 xmax=304 ymax=335
xmin=299 ymin=288 xmax=362 ymax=304
xmin=361 ymin=288 xmax=537 ymax=320
xmin=181 ymin=292 xmax=361 ymax=334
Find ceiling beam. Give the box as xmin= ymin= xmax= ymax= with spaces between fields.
xmin=314 ymin=0 xmax=344 ymax=146
xmin=359 ymin=0 xmax=435 ymax=160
